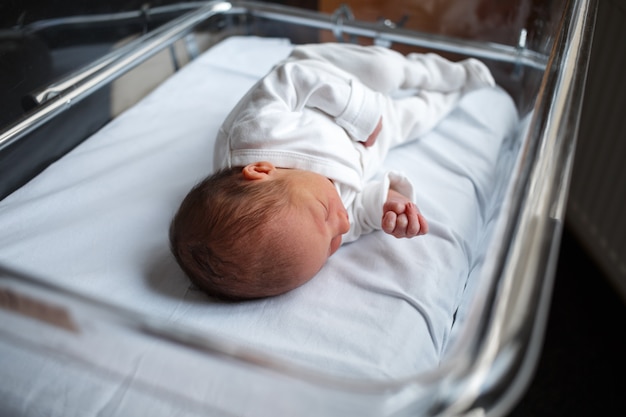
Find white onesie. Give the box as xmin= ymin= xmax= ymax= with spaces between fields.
xmin=214 ymin=42 xmax=494 ymax=242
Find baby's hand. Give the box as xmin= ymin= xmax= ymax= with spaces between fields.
xmin=382 ymin=189 xmax=428 ymax=238
xmin=362 ymin=117 xmax=382 ymax=147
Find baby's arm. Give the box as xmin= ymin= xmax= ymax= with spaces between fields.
xmin=382 ymin=189 xmax=428 ymax=238
xmin=342 ymin=173 xmax=426 ymax=243
xmin=259 ymin=57 xmax=384 ymax=145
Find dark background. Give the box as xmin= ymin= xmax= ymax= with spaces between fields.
xmin=509 ymin=227 xmax=626 ymax=416
xmin=1 ymin=0 xmax=190 ymax=26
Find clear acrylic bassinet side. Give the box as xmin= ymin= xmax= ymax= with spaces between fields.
xmin=0 ymin=1 xmax=597 ymax=416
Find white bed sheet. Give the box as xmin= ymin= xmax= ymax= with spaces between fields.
xmin=0 ymin=35 xmax=519 ymax=390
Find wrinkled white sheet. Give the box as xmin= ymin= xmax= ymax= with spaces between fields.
xmin=0 ymin=36 xmax=519 ymax=415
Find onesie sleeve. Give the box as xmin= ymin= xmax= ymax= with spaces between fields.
xmin=343 ymin=171 xmax=416 ymax=243
xmin=333 ymin=78 xmax=384 ymax=142
xmin=259 ymin=58 xmax=384 ymax=143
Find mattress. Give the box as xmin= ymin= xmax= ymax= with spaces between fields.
xmin=0 ymin=35 xmax=519 ymax=412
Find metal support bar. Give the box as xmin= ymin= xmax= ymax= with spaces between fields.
xmin=0 ymin=1 xmax=232 ymax=152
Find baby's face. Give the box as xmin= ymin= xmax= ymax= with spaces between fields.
xmin=274 ymin=169 xmax=350 ymax=288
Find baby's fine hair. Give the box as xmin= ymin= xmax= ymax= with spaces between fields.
xmin=169 ymin=166 xmax=295 ymax=301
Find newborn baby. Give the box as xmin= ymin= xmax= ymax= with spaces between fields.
xmin=169 ymin=42 xmax=494 ymax=300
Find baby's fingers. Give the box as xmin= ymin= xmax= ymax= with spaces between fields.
xmin=363 ymin=117 xmax=383 ymax=147
xmin=404 ymin=203 xmax=422 ymax=237
xmin=417 ymin=212 xmax=429 ymax=235
xmin=382 ymin=211 xmax=398 ymax=235
xmin=383 ymin=211 xmax=409 ymax=238
xmin=382 ymin=203 xmax=428 ymax=238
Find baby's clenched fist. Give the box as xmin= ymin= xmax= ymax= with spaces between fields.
xmin=382 ymin=189 xmax=428 ymax=238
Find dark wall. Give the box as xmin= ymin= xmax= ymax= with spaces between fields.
xmin=1 ymin=0 xmax=181 ymax=27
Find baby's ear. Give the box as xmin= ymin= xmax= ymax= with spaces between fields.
xmin=242 ymin=161 xmax=276 ymax=180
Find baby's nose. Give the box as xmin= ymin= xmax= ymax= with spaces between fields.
xmin=339 ymin=207 xmax=350 ymax=234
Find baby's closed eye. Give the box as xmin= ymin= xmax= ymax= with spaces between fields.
xmin=317 ymin=200 xmax=329 ymax=220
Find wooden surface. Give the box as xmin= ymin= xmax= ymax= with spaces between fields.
xmin=318 ymin=0 xmax=534 ymax=46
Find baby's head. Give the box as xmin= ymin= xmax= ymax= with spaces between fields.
xmin=169 ymin=162 xmax=350 ymax=301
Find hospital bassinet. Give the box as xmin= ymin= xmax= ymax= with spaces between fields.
xmin=0 ymin=1 xmax=596 ymax=416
